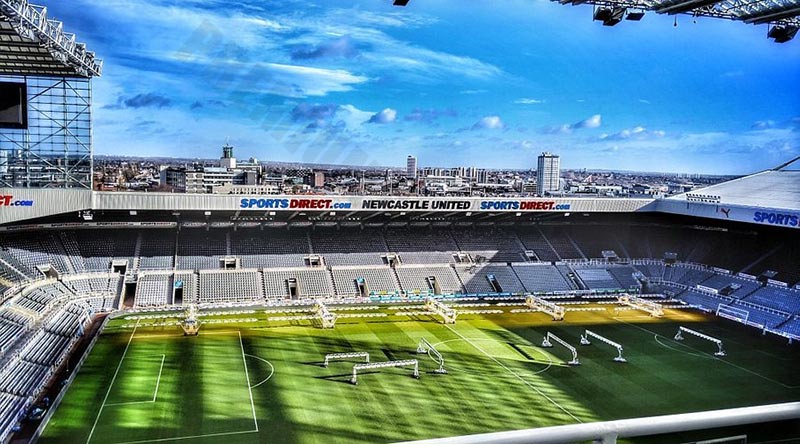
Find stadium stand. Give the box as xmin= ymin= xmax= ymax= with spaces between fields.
xmin=451 ymin=227 xmax=526 ymax=263
xmin=331 ymin=266 xmax=400 ymax=296
xmin=231 ymin=228 xmax=310 ymax=269
xmin=511 ymin=263 xmax=574 ymax=292
xmin=198 ymin=270 xmax=264 ymax=303
xmin=176 ymin=229 xmax=227 ymax=270
xmin=138 ymin=230 xmax=176 ymax=270
xmin=261 ymin=268 xmax=334 ymax=299
xmin=539 ymin=226 xmax=584 ymax=260
xmin=395 ymin=265 xmax=463 ymax=295
xmin=517 ymin=228 xmax=560 ymax=261
xmin=174 ymin=271 xmax=199 ymax=304
xmin=135 ymin=273 xmax=172 ymax=307
xmin=455 ymin=264 xmax=526 ymax=294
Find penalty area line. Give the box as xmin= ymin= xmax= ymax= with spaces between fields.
xmin=239 ymin=330 xmax=259 ymax=432
xmin=113 ymin=429 xmax=259 ymax=444
xmin=444 ymin=325 xmax=582 ymax=423
xmin=614 ymin=317 xmax=800 ymax=389
xmin=86 ymin=320 xmax=139 ymax=444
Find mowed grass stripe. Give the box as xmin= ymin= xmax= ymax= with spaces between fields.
xmin=40 ymin=309 xmax=800 ymax=444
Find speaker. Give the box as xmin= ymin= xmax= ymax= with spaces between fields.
xmin=768 ymin=25 xmax=798 ymax=43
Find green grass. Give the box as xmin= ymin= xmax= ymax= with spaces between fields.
xmin=39 ymin=306 xmax=800 ymax=444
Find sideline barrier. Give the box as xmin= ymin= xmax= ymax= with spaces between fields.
xmin=394 ymin=402 xmax=800 ymax=444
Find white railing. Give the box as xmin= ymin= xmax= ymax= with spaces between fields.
xmin=395 ymin=402 xmax=800 ymax=444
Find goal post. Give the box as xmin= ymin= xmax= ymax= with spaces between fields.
xmin=674 ymin=326 xmax=727 ymax=357
xmin=541 ymin=332 xmax=580 ymax=366
xmin=525 ymin=295 xmax=565 ymax=321
xmin=580 ymin=330 xmax=626 ymax=363
xmin=323 ymin=351 xmax=369 ymax=368
xmin=618 ymin=294 xmax=664 ymax=317
xmin=351 ymin=359 xmax=420 ymax=385
xmin=716 ymin=304 xmax=750 ymax=325
xmin=425 ymin=297 xmax=457 ymax=324
xmin=315 ymin=300 xmax=337 ymax=329
xmin=416 ymin=337 xmax=447 ymax=374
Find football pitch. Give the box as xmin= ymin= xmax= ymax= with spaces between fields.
xmin=39 ymin=306 xmax=800 ymax=444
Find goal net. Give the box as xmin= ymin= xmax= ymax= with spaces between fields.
xmin=716 ymin=304 xmax=749 ymax=325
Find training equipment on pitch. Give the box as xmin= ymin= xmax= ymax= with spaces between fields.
xmin=674 ymin=326 xmax=727 ymax=356
xmin=618 ymin=294 xmax=664 ymax=317
xmin=541 ymin=332 xmax=580 ymax=366
xmin=180 ymin=305 xmax=200 ymax=336
xmin=580 ymin=330 xmax=626 ymax=363
xmin=323 ymin=352 xmax=370 ymax=368
xmin=525 ymin=295 xmax=566 ymax=321
xmin=416 ymin=338 xmax=447 ymax=374
xmin=425 ymin=297 xmax=457 ymax=324
xmin=351 ymin=359 xmax=420 ymax=385
xmin=315 ymin=301 xmax=337 ymax=329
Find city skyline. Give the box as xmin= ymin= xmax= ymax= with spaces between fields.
xmin=46 ymin=0 xmax=800 ymax=175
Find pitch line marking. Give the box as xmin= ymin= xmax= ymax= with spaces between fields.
xmin=614 ymin=317 xmax=800 ymax=389
xmin=444 ymin=325 xmax=582 ymax=423
xmin=105 ymin=354 xmax=166 ymax=407
xmin=245 ymin=354 xmax=274 ymax=389
xmin=87 ymin=320 xmax=139 ymax=444
xmin=238 ymin=330 xmax=259 ymax=432
xmin=114 ymin=429 xmax=259 ymax=444
xmin=431 ymin=338 xmax=554 ymax=375
xmin=133 ymin=330 xmax=239 ymax=339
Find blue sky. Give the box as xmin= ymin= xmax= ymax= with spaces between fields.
xmin=50 ymin=0 xmax=800 ymax=174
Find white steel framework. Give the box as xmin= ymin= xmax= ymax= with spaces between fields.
xmin=580 ymin=329 xmax=626 ymax=362
xmin=351 ymin=359 xmax=420 ymax=385
xmin=425 ymin=297 xmax=457 ymax=324
xmin=541 ymin=331 xmax=580 ymax=366
xmin=315 ymin=301 xmax=337 ymax=329
xmin=618 ymin=294 xmax=664 ymax=317
xmin=416 ymin=337 xmax=447 ymax=374
xmin=0 ymin=0 xmax=103 ymax=77
xmin=323 ymin=351 xmax=369 ymax=368
xmin=525 ymin=294 xmax=566 ymax=321
xmin=675 ymin=326 xmax=727 ymax=356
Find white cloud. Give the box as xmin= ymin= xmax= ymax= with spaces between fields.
xmin=368 ymin=108 xmax=397 ymax=124
xmin=514 ymin=98 xmax=545 ymax=105
xmin=573 ymin=114 xmax=602 ymax=129
xmin=472 ymin=115 xmax=505 ymax=130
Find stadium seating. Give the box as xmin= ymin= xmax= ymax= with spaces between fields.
xmin=198 ymin=270 xmax=265 ymax=303
xmin=395 ymin=265 xmax=463 ymax=295
xmin=261 ymin=268 xmax=334 ymax=299
xmin=176 ymin=229 xmax=227 ymax=270
xmin=510 ymin=263 xmax=574 ymax=292
xmin=138 ymin=230 xmax=175 ymax=270
xmin=135 ymin=273 xmax=172 ymax=306
xmin=451 ymin=227 xmax=526 ymax=263
xmin=231 ymin=228 xmax=310 ymax=269
xmin=539 ymin=227 xmax=584 ymax=260
xmin=573 ymin=267 xmax=620 ymax=290
xmin=516 ymin=228 xmax=559 ymax=261
xmin=174 ymin=271 xmax=199 ymax=304
xmin=331 ymin=266 xmax=400 ymax=296
xmin=455 ymin=264 xmax=526 ymax=294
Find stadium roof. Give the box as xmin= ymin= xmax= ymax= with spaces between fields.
xmin=549 ymin=0 xmax=800 ymax=41
xmin=670 ymin=158 xmax=800 ymax=211
xmin=0 ymin=0 xmax=102 ymax=77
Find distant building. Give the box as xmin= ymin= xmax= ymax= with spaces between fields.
xmin=220 ymin=142 xmax=236 ymax=169
xmin=406 ymin=155 xmax=417 ymax=179
xmin=536 ymin=152 xmax=561 ymax=196
xmin=313 ymin=171 xmax=325 ymax=188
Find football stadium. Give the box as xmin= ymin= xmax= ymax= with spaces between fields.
xmin=1 ymin=1 xmax=799 ymax=444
